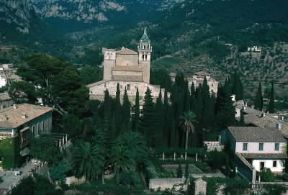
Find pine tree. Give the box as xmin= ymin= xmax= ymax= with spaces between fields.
xmin=132 ymin=89 xmax=140 ymax=131
xmin=268 ymin=82 xmax=275 ymax=113
xmin=254 ymin=82 xmax=263 ymax=111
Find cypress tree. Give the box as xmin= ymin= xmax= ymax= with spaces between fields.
xmin=155 ymin=91 xmax=164 ymax=146
xmin=233 ymin=72 xmax=244 ymax=101
xmin=190 ymin=82 xmax=196 ymax=112
xmin=169 ymin=106 xmax=178 ymax=147
xmin=115 ymin=83 xmax=120 ymax=104
xmin=122 ymin=88 xmax=131 ymax=132
xmin=268 ymin=82 xmax=275 ymax=113
xmin=185 ymin=163 xmax=189 ymax=178
xmin=132 ymin=88 xmax=140 ymax=131
xmin=240 ymin=108 xmax=245 ymax=125
xmin=201 ymin=77 xmax=211 ymax=129
xmin=177 ymin=163 xmax=183 ymax=178
xmin=139 ymin=88 xmax=157 ymax=146
xmin=254 ymin=82 xmax=263 ymax=111
xmin=183 ymin=80 xmax=190 ymax=112
xmin=114 ymin=83 xmax=122 ymax=133
xmin=215 ymin=85 xmax=235 ymax=129
xmin=103 ymin=90 xmax=112 ymax=120
xmin=195 ymin=86 xmax=203 ymax=123
xmin=163 ymin=90 xmax=170 ymax=147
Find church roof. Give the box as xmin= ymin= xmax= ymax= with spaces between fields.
xmin=140 ymin=28 xmax=150 ymax=42
xmin=116 ymin=47 xmax=138 ymax=55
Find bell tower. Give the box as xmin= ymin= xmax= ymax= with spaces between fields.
xmin=138 ymin=28 xmax=152 ymax=83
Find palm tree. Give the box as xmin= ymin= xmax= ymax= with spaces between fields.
xmin=71 ymin=141 xmax=105 ymax=181
xmin=110 ymin=132 xmax=149 ymax=183
xmin=179 ymin=111 xmax=197 ymax=160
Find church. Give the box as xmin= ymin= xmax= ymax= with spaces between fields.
xmin=88 ymin=28 xmax=164 ymax=103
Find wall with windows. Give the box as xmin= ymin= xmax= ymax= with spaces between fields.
xmin=252 ymin=159 xmax=285 ymax=173
xmin=235 ymin=142 xmax=286 ymax=154
xmin=29 ymin=112 xmax=52 ymax=137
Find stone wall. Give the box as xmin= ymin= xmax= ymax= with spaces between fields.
xmin=88 ymin=81 xmax=164 ymax=103
xmin=115 ymin=54 xmax=138 ymax=67
xmin=149 ymin=178 xmax=187 ymax=191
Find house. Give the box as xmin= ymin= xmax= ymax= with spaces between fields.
xmin=88 ymin=28 xmax=165 ymax=103
xmin=0 ymin=64 xmax=21 ymax=88
xmin=223 ymin=126 xmax=287 ymax=174
xmin=0 ymin=104 xmax=53 ymax=169
xmin=243 ymin=107 xmax=288 ymax=138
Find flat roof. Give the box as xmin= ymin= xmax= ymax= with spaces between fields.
xmin=0 ymin=104 xmax=53 ymax=129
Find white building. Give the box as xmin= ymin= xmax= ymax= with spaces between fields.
xmin=223 ymin=126 xmax=287 ymax=174
xmin=88 ymin=28 xmax=164 ymax=103
xmin=0 ymin=64 xmax=21 ymax=88
xmin=170 ymin=71 xmax=219 ymax=95
xmin=247 ymin=46 xmax=262 ymax=53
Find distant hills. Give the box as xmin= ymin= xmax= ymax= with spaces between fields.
xmin=1 ymin=0 xmax=288 ymax=99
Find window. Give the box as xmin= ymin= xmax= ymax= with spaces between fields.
xmin=273 ymin=161 xmax=277 ymax=167
xmin=127 ymin=84 xmax=130 ymax=91
xmin=259 ymin=143 xmax=264 ymax=151
xmin=275 ymin=143 xmax=280 ymax=151
xmin=260 ymin=162 xmax=265 ymax=170
xmin=242 ymin=143 xmax=248 ymax=151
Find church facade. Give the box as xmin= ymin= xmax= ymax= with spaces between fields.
xmin=88 ymin=29 xmax=163 ymax=103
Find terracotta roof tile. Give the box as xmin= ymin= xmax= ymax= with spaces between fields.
xmin=0 ymin=104 xmax=53 ymax=129
xmin=227 ymin=126 xmax=286 ymax=142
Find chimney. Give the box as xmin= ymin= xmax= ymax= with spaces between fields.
xmin=276 ymin=123 xmax=283 ymax=130
xmin=21 ymin=113 xmax=28 ymax=119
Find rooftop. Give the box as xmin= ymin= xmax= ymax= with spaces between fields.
xmin=116 ymin=47 xmax=137 ymax=55
xmin=244 ymin=107 xmax=288 ymax=138
xmin=227 ymin=126 xmax=286 ymax=143
xmin=140 ymin=28 xmax=150 ymax=42
xmin=0 ymin=93 xmax=11 ymax=101
xmin=0 ymin=104 xmax=53 ymax=129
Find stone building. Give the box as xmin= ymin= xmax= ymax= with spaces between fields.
xmin=88 ymin=28 xmax=164 ymax=103
xmin=0 ymin=104 xmax=53 ymax=169
xmin=170 ymin=71 xmax=219 ymax=95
